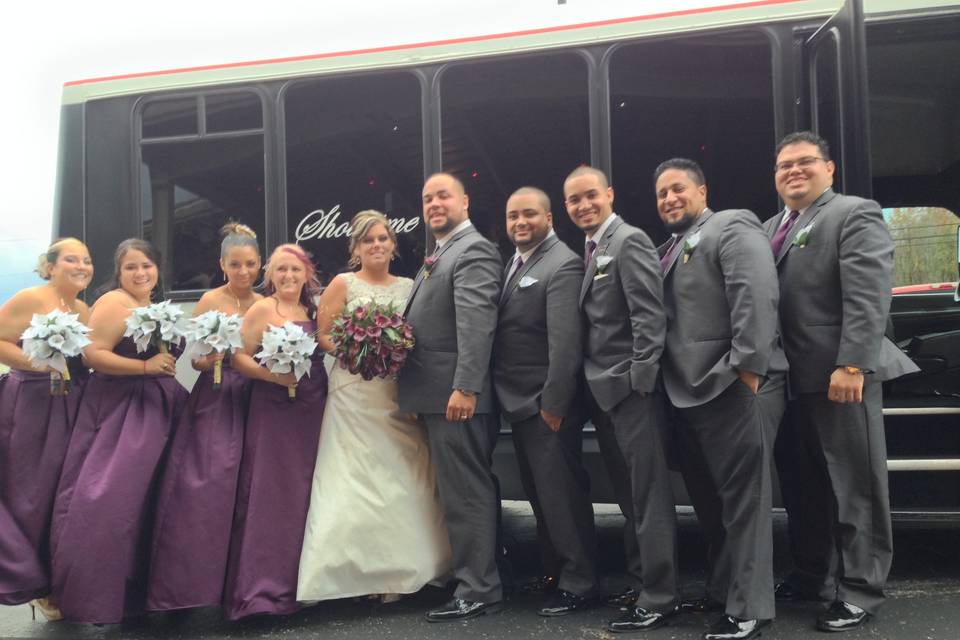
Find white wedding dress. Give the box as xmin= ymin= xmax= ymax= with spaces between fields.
xmin=297 ymin=273 xmax=451 ymax=602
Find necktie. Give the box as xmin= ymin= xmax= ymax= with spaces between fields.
xmin=770 ymin=209 xmax=800 ymax=257
xmin=659 ymin=235 xmax=681 ymax=273
xmin=584 ymin=240 xmax=597 ymax=268
xmin=507 ymin=255 xmax=524 ymax=284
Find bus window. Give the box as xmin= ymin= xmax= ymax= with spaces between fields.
xmin=139 ymin=92 xmax=266 ymax=292
xmin=142 ymin=97 xmax=198 ymax=139
xmin=284 ymin=72 xmax=424 ymax=282
xmin=440 ymin=52 xmax=590 ymax=258
xmin=609 ymin=31 xmax=777 ymax=243
xmin=885 ymin=207 xmax=959 ymax=291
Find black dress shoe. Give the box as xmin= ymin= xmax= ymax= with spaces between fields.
xmin=816 ymin=600 xmax=870 ymax=632
xmin=703 ymin=615 xmax=770 ymax=639
xmin=425 ymin=598 xmax=503 ymax=622
xmin=538 ymin=590 xmax=597 ymax=617
xmin=607 ymin=606 xmax=679 ymax=633
xmin=774 ymin=581 xmax=826 ymax=603
xmin=521 ymin=575 xmax=558 ymax=593
xmin=604 ymin=587 xmax=640 ymax=609
xmin=680 ymin=597 xmax=725 ymax=613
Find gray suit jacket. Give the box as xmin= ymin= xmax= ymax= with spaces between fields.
xmin=493 ymin=235 xmax=584 ymax=423
xmin=762 ymin=189 xmax=918 ymax=393
xmin=660 ymin=209 xmax=787 ymax=409
xmin=579 ymin=216 xmax=666 ymax=412
xmin=398 ymin=225 xmax=503 ymax=414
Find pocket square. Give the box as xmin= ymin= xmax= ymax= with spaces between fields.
xmin=518 ymin=276 xmax=538 ymax=289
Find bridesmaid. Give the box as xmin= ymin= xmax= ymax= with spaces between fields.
xmin=49 ymin=238 xmax=188 ymax=624
xmin=147 ymin=223 xmax=262 ymax=612
xmin=224 ymin=243 xmax=327 ymax=620
xmin=0 ymin=238 xmax=93 ymax=618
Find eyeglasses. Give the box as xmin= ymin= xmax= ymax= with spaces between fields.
xmin=775 ymin=156 xmax=826 ymax=173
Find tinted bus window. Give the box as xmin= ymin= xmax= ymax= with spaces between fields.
xmin=140 ymin=91 xmax=266 ymax=292
xmin=610 ymin=32 xmax=776 ymax=243
xmin=440 ymin=52 xmax=590 ymax=257
xmin=284 ymin=73 xmax=424 ymax=282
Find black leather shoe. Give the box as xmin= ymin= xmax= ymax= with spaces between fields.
xmin=425 ymin=598 xmax=503 ymax=622
xmin=538 ymin=590 xmax=597 ymax=617
xmin=680 ymin=597 xmax=725 ymax=613
xmin=521 ymin=575 xmax=558 ymax=593
xmin=816 ymin=600 xmax=870 ymax=632
xmin=775 ymin=581 xmax=826 ymax=603
xmin=607 ymin=606 xmax=679 ymax=633
xmin=703 ymin=615 xmax=770 ymax=639
xmin=604 ymin=587 xmax=640 ymax=609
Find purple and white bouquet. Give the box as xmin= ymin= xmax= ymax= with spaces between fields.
xmin=20 ymin=309 xmax=92 ymax=395
xmin=255 ymin=321 xmax=318 ymax=401
xmin=124 ymin=300 xmax=187 ymax=354
xmin=329 ymin=301 xmax=415 ymax=381
xmin=183 ymin=311 xmax=243 ymax=390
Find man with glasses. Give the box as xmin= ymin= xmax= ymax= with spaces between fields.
xmin=764 ymin=132 xmax=918 ymax=632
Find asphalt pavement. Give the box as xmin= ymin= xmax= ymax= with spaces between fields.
xmin=1 ymin=503 xmax=958 ymax=640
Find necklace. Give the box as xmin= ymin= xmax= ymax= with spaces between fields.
xmin=272 ymin=294 xmax=299 ymax=318
xmin=225 ymin=282 xmax=242 ymax=313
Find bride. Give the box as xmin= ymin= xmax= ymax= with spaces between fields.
xmin=297 ymin=210 xmax=451 ymax=603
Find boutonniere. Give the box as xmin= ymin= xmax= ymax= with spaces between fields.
xmin=792 ymin=223 xmax=814 ymax=248
xmin=594 ymin=254 xmax=614 ymax=280
xmin=682 ymin=230 xmax=701 ymax=264
xmin=518 ymin=275 xmax=538 ymax=289
xmin=423 ymin=254 xmax=438 ymax=279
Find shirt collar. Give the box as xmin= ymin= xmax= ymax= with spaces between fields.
xmin=585 ymin=212 xmax=618 ymax=245
xmin=780 ymin=188 xmax=829 ymax=227
xmin=435 ymin=218 xmax=473 ymax=248
xmin=512 ymin=229 xmax=555 ymax=264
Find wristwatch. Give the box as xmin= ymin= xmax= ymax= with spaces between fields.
xmin=456 ymin=388 xmax=476 ymax=397
xmin=843 ymin=366 xmax=863 ymax=375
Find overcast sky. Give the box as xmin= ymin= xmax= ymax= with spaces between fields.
xmin=0 ymin=0 xmax=759 ymax=301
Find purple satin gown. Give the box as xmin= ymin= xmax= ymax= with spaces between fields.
xmin=223 ymin=321 xmax=326 ymax=620
xmin=0 ymin=358 xmax=88 ymax=605
xmin=146 ymin=363 xmax=249 ymax=611
xmin=49 ymin=338 xmax=187 ymax=623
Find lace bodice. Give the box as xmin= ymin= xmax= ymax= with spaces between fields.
xmin=342 ymin=272 xmax=413 ymax=312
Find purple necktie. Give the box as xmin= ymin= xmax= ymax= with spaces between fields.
xmin=584 ymin=240 xmax=597 ymax=268
xmin=660 ymin=236 xmax=681 ymax=273
xmin=507 ymin=255 xmax=524 ymax=284
xmin=770 ymin=209 xmax=800 ymax=257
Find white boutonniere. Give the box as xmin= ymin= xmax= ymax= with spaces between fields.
xmin=792 ymin=223 xmax=814 ymax=248
xmin=594 ymin=254 xmax=614 ymax=280
xmin=518 ymin=275 xmax=538 ymax=289
xmin=682 ymin=230 xmax=701 ymax=264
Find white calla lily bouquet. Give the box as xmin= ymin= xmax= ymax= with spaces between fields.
xmin=20 ymin=309 xmax=92 ymax=395
xmin=183 ymin=311 xmax=244 ymax=390
xmin=254 ymin=321 xmax=318 ymax=401
xmin=123 ymin=300 xmax=188 ymax=355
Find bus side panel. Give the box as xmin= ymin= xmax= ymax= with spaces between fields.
xmin=84 ymin=96 xmax=139 ymax=295
xmin=53 ymin=104 xmax=85 ymax=243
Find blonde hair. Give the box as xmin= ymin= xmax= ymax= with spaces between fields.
xmin=220 ymin=221 xmax=259 ymax=259
xmin=35 ymin=237 xmax=86 ymax=280
xmin=347 ymin=210 xmax=397 ymax=269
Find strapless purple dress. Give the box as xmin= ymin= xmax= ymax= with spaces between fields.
xmin=49 ymin=338 xmax=187 ymax=623
xmin=0 ymin=356 xmax=88 ymax=605
xmin=223 ymin=321 xmax=327 ymax=620
xmin=146 ymin=362 xmax=250 ymax=611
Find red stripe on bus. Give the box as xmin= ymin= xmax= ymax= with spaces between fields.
xmin=64 ymin=0 xmax=802 ymax=87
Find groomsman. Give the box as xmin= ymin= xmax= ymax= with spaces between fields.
xmin=653 ymin=158 xmax=787 ymax=640
xmin=564 ymin=166 xmax=680 ymax=632
xmin=493 ymin=186 xmax=599 ymax=616
xmin=398 ymin=172 xmax=504 ymax=622
xmin=765 ymin=132 xmax=918 ymax=632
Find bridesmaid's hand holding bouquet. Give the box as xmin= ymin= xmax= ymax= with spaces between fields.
xmin=20 ymin=309 xmax=92 ymax=395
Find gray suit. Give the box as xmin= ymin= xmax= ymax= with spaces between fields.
xmin=660 ymin=208 xmax=787 ymax=620
xmin=398 ymin=224 xmax=503 ymax=603
xmin=763 ymin=189 xmax=919 ymax=614
xmin=493 ymin=235 xmax=598 ymax=596
xmin=579 ymin=215 xmax=679 ymax=613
